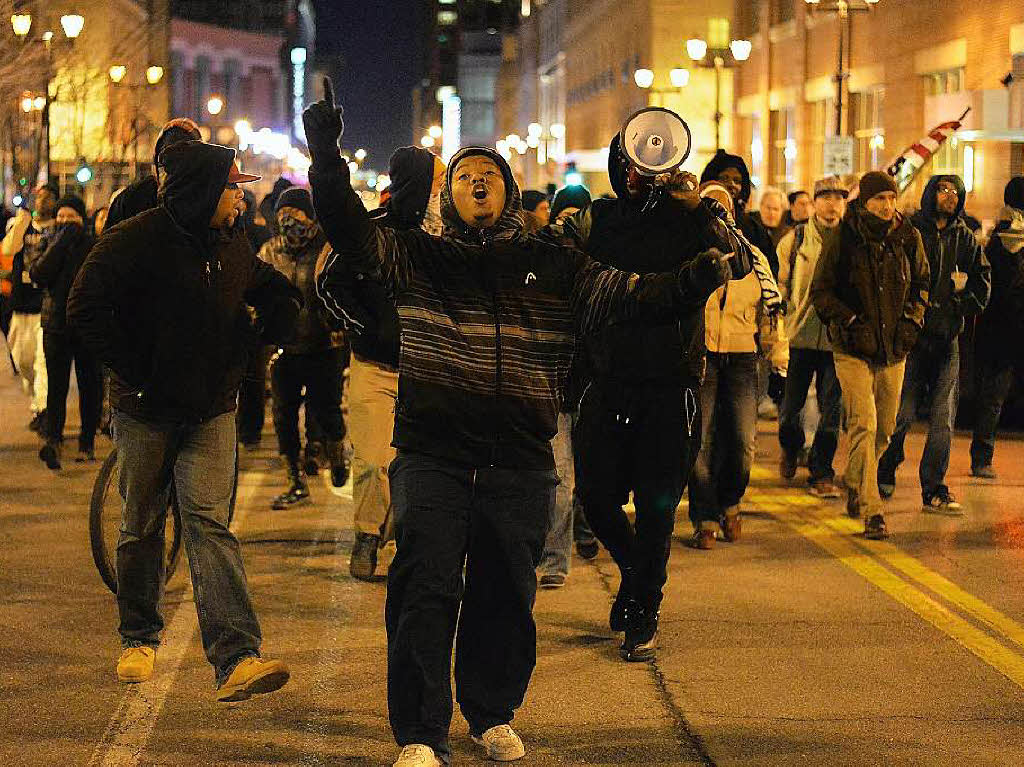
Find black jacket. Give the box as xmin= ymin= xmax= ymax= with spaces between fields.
xmin=314 ymin=146 xmax=727 ymax=470
xmin=545 ymin=133 xmax=753 ymax=392
xmin=811 ymin=203 xmax=930 ymax=365
xmin=106 ymin=175 xmax=158 ymax=230
xmin=910 ymin=175 xmax=990 ymax=347
xmin=68 ymin=142 xmax=302 ymax=424
xmin=318 ymin=146 xmax=436 ymax=367
xmin=977 ymin=205 xmax=1024 ymax=359
xmin=29 ymin=223 xmax=94 ymax=334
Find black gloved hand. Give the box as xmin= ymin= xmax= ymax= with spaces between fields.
xmin=302 ymin=76 xmax=345 ymax=167
xmin=768 ymin=371 xmax=786 ymax=403
xmin=680 ymin=247 xmax=731 ymax=302
xmin=258 ymin=297 xmax=302 ymax=345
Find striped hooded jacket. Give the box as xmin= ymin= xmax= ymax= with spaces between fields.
xmin=313 ymin=147 xmax=726 ymax=470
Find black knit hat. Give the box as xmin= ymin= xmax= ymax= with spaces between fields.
xmin=1004 ymin=176 xmax=1024 ymax=210
xmin=275 ymin=187 xmax=316 ymax=219
xmin=859 ymin=171 xmax=898 ymax=202
xmin=154 ymin=118 xmax=202 ymax=168
xmin=522 ymin=190 xmax=547 ymax=212
xmin=55 ymin=194 xmax=87 ymax=221
xmin=551 ymin=185 xmax=592 ymax=220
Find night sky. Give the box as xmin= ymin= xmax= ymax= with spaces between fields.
xmin=312 ymin=0 xmax=425 ymax=173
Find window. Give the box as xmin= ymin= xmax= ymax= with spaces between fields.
xmin=736 ymin=1 xmax=761 ymax=37
xmin=851 ymin=88 xmax=885 ymax=172
xmin=771 ymin=0 xmax=795 ymax=25
xmin=808 ymin=98 xmax=836 ymax=180
xmin=923 ymin=68 xmax=964 ymax=96
xmin=739 ymin=114 xmax=763 ymax=188
xmin=438 ymin=10 xmax=457 ymax=24
xmin=1010 ymin=54 xmax=1024 ymax=131
xmin=770 ymin=107 xmax=795 ymax=189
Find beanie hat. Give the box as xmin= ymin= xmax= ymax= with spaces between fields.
xmin=275 ymin=187 xmax=316 ymax=219
xmin=699 ymin=149 xmax=752 ymax=205
xmin=858 ymin=171 xmax=898 ymax=202
xmin=55 ymin=194 xmax=87 ymax=221
xmin=550 ymin=185 xmax=592 ymax=220
xmin=154 ymin=118 xmax=202 ymax=168
xmin=522 ymin=190 xmax=547 ymax=212
xmin=1004 ymin=176 xmax=1024 ymax=210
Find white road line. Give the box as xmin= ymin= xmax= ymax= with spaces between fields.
xmin=88 ymin=472 xmax=266 ymax=767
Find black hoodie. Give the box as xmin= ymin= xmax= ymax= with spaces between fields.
xmin=68 ymin=141 xmax=302 ymax=424
xmin=910 ymin=175 xmax=990 ymax=346
xmin=313 ymin=145 xmax=727 ymax=470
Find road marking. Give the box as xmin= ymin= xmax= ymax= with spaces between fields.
xmin=745 ymin=473 xmax=1024 ymax=691
xmin=88 ymin=472 xmax=265 ymax=767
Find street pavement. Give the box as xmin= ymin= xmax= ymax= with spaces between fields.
xmin=3 ymin=366 xmax=1024 ymax=766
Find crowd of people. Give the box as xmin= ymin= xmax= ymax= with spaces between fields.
xmin=3 ymin=81 xmax=1024 ymax=765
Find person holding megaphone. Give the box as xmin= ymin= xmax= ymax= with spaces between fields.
xmin=304 ymin=80 xmax=736 ymax=767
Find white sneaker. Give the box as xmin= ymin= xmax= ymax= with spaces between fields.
xmin=471 ymin=724 xmax=526 ymax=761
xmin=393 ymin=744 xmax=442 ymax=766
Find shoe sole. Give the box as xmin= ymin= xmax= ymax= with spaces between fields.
xmin=878 ymin=485 xmax=895 ymax=499
xmin=923 ymin=506 xmax=964 ymax=516
xmin=809 ymin=490 xmax=841 ymax=500
xmin=271 ymin=497 xmax=312 ymax=511
xmin=350 ymin=560 xmax=379 ymax=581
xmin=117 ymin=670 xmax=152 ymax=683
xmin=620 ymin=646 xmax=656 ymax=662
xmin=216 ymin=667 xmax=290 ymax=702
xmin=539 ymin=580 xmax=565 ymax=589
xmin=470 ymin=735 xmax=525 ymax=762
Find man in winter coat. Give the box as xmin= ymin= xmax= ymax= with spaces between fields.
xmin=28 ymin=194 xmax=102 ymax=469
xmin=777 ymin=176 xmax=848 ymax=497
xmin=2 ymin=182 xmax=58 ymax=430
xmin=970 ymin=176 xmax=1024 ymax=478
xmin=811 ymin=171 xmax=931 ymax=539
xmin=701 ymin=148 xmax=778 ymax=276
xmin=877 ymin=175 xmax=990 ymax=511
xmin=258 ymin=187 xmax=349 ymax=509
xmin=305 ymin=80 xmax=732 ymax=767
xmin=544 ymin=132 xmax=756 ymax=661
xmin=105 ymin=118 xmax=202 ymax=230
xmin=68 ymin=141 xmax=300 ymax=701
xmin=318 ymin=145 xmax=445 ymax=581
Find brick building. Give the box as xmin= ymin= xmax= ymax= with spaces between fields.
xmin=733 ymin=0 xmax=1024 ymax=222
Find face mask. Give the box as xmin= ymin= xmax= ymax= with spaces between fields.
xmin=422 ymin=192 xmax=443 ymax=236
xmin=279 ymin=213 xmax=318 ymax=250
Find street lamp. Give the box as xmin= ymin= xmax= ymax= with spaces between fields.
xmin=633 ymin=67 xmax=692 ymax=107
xmin=10 ymin=14 xmax=31 ymax=37
xmin=108 ymin=65 xmax=127 ymax=84
xmin=354 ymin=148 xmax=367 ymax=161
xmin=687 ymin=32 xmax=751 ymax=150
xmin=428 ymin=125 xmax=443 ymax=139
xmin=207 ymin=96 xmax=224 ymax=116
xmin=59 ymin=14 xmax=84 ymax=39
xmin=804 ymin=0 xmax=880 ymax=136
xmin=420 ymin=135 xmax=435 ymax=148
xmin=146 ymin=66 xmax=164 ymax=86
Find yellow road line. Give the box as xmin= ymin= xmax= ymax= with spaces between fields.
xmin=744 ymin=482 xmax=1024 ymax=690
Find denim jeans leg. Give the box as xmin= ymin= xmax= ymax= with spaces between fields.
xmin=113 ymin=410 xmax=177 ymax=648
xmin=779 ymin=348 xmax=815 ymax=460
xmin=172 ymin=412 xmax=262 ymax=684
xmin=920 ymin=340 xmax=959 ymax=496
xmin=808 ymin=353 xmax=842 ymax=482
xmin=716 ymin=354 xmax=759 ymax=509
xmin=539 ymin=412 xmax=573 ymax=577
xmin=689 ymin=355 xmax=721 ymax=527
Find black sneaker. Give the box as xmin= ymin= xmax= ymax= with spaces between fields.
xmin=28 ymin=410 xmax=46 ymax=434
xmin=864 ymin=513 xmax=889 ymax=540
xmin=575 ymin=538 xmax=599 ymax=560
xmin=609 ymin=577 xmax=634 ymax=632
xmin=38 ymin=442 xmax=61 ymax=471
xmin=779 ymin=452 xmax=797 ymax=480
xmin=539 ymin=573 xmax=566 ymax=589
xmin=349 ymin=532 xmax=381 ymax=581
xmin=330 ymin=460 xmax=350 ymax=488
xmin=923 ymin=488 xmax=963 ymax=516
xmin=971 ymin=464 xmax=996 ymax=480
xmin=877 ymin=463 xmax=896 ymax=499
xmin=620 ymin=604 xmax=659 ymax=662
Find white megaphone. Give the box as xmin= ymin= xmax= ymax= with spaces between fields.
xmin=617 ymin=107 xmax=692 ymax=210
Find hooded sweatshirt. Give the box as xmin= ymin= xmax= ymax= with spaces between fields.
xmin=312 ymin=145 xmax=727 ymax=470
xmin=68 ymin=141 xmax=302 ymax=424
xmin=910 ymin=175 xmax=990 ymax=346
xmin=977 ymin=179 xmax=1024 ymax=355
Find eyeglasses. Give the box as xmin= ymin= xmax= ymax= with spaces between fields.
xmin=936 ymin=186 xmax=959 ymax=196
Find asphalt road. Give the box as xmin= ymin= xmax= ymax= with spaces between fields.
xmin=2 ymin=368 xmax=1024 ymax=766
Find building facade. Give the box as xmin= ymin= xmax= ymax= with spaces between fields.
xmin=732 ymin=0 xmax=1024 ymax=222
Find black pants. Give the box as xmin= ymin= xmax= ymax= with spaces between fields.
xmin=270 ymin=347 xmax=346 ymax=459
xmin=574 ymin=381 xmax=701 ymax=610
xmin=236 ymin=345 xmax=270 ymax=445
xmin=386 ymin=451 xmax=556 ymax=764
xmin=43 ymin=330 xmax=103 ymax=448
xmin=970 ymin=350 xmax=1018 ymax=468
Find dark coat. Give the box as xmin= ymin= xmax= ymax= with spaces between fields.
xmin=910 ymin=175 xmax=990 ymax=348
xmin=811 ymin=202 xmax=931 ymax=365
xmin=68 ymin=142 xmax=302 ymax=424
xmin=29 ymin=223 xmax=94 ymax=334
xmin=976 ymin=206 xmax=1024 ymax=360
xmin=106 ymin=176 xmax=158 ymax=231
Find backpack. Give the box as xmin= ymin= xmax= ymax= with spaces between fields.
xmin=786 ymin=222 xmax=807 ymax=296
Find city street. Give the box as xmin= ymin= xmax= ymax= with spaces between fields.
xmin=3 ymin=369 xmax=1024 ymax=766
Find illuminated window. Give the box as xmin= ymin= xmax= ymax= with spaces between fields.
xmin=770 ymin=107 xmax=796 ymax=189
xmin=851 ymin=88 xmax=885 ymax=172
xmin=438 ymin=10 xmax=457 ymax=24
xmin=807 ymin=98 xmax=836 ymax=179
xmin=924 ymin=67 xmax=964 ymax=96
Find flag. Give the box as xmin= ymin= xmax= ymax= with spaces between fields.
xmin=885 ymin=108 xmax=970 ymax=195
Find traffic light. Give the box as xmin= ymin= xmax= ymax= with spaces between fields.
xmin=76 ymin=160 xmax=93 ymax=184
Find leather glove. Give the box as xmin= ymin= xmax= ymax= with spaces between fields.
xmin=679 ymin=247 xmax=731 ymax=303
xmin=302 ymin=76 xmax=345 ymax=167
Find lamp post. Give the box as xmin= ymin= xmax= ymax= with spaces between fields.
xmin=633 ymin=67 xmax=692 ymax=109
xmin=108 ymin=63 xmax=165 ymax=174
xmin=686 ymin=36 xmax=751 ymax=151
xmin=11 ymin=12 xmax=85 ymax=182
xmin=804 ymin=0 xmax=880 ymax=136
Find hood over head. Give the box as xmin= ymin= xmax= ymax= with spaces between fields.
xmin=522 ymin=190 xmax=547 ymax=212
xmin=607 ymin=133 xmax=632 ymax=200
xmin=441 ymin=146 xmax=525 ymax=243
xmin=158 ymin=140 xmax=235 ymax=237
xmin=1004 ymin=176 xmax=1024 ymax=211
xmin=700 ymin=149 xmax=753 ymax=206
xmin=386 ymin=146 xmax=436 ymax=229
xmin=551 ymin=185 xmax=592 ymax=220
xmin=919 ymin=174 xmax=966 ymax=220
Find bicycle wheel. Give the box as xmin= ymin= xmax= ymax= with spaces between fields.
xmin=89 ymin=449 xmax=183 ymax=594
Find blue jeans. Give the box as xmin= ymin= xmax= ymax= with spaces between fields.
xmin=386 ymin=451 xmax=557 ymax=764
xmin=879 ymin=337 xmax=959 ymax=497
xmin=539 ymin=412 xmax=574 ymax=578
xmin=778 ymin=347 xmax=842 ymax=482
xmin=689 ymin=352 xmax=759 ymax=526
xmin=112 ymin=410 xmax=260 ymax=685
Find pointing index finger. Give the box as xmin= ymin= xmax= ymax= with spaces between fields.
xmin=322 ymin=76 xmax=335 ymax=108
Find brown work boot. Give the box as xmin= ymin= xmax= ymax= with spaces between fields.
xmin=216 ymin=656 xmax=290 ymax=702
xmin=720 ymin=506 xmax=742 ymax=542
